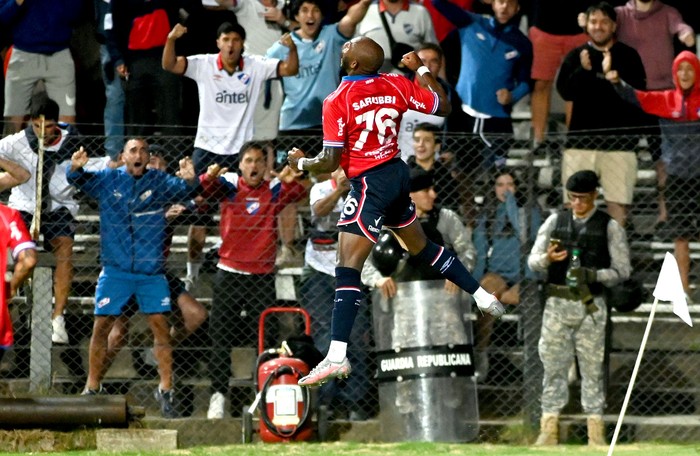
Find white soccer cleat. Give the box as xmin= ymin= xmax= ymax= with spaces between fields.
xmin=476 ymin=294 xmax=506 ymax=319
xmin=298 ymin=357 xmax=352 ymax=387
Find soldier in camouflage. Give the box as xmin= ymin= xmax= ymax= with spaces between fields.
xmin=527 ymin=170 xmax=631 ymax=447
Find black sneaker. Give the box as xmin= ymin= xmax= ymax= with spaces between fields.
xmin=81 ymin=384 xmax=105 ymax=395
xmin=154 ymin=388 xmax=179 ymax=419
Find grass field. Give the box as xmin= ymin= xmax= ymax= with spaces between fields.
xmin=1 ymin=442 xmax=698 ymax=456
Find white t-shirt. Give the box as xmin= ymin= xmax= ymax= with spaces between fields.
xmin=398 ymin=109 xmax=444 ymax=162
xmin=356 ymin=2 xmax=437 ymax=73
xmin=184 ymin=53 xmax=279 ymax=155
xmin=305 ymin=179 xmax=344 ymax=277
xmin=232 ymin=0 xmax=286 ymax=56
xmin=0 ymin=129 xmax=106 ymax=216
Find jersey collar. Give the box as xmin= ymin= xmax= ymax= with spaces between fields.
xmin=341 ymin=74 xmax=380 ymax=81
xmin=217 ymin=53 xmax=245 ymax=72
xmin=379 ymin=0 xmax=410 ymax=13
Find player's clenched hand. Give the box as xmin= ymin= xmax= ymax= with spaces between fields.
xmin=401 ymin=51 xmax=422 ymax=72
xmin=287 ymin=147 xmax=305 ymax=170
xmin=168 ymin=24 xmax=187 ymax=41
xmin=176 ymin=156 xmax=196 ymax=181
xmin=70 ymin=146 xmax=89 ymax=172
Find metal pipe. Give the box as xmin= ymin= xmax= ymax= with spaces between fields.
xmin=0 ymin=396 xmax=135 ymax=428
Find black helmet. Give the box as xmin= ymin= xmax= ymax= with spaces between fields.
xmin=607 ymin=278 xmax=645 ymax=313
xmin=371 ymin=231 xmax=406 ymax=277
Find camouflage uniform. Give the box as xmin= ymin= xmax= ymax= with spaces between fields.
xmin=528 ymin=209 xmax=630 ymax=415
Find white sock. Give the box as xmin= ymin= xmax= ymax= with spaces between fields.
xmin=327 ymin=340 xmax=347 ymax=363
xmin=473 ymin=287 xmax=494 ymax=308
xmin=187 ymin=262 xmax=201 ymax=279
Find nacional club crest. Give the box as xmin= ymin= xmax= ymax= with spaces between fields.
xmin=314 ymin=40 xmax=326 ymax=54
xmin=237 ymin=73 xmax=251 ymax=85
xmin=246 ymin=200 xmax=260 ymax=214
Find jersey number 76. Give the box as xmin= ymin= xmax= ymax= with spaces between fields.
xmin=352 ymin=108 xmax=399 ymax=151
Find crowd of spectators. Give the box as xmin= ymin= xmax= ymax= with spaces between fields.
xmin=0 ymin=0 xmax=698 ymax=426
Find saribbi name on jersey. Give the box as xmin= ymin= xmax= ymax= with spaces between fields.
xmin=352 ymin=96 xmax=397 ymax=111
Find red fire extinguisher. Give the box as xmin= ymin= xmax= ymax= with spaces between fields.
xmin=244 ymin=307 xmax=314 ymax=443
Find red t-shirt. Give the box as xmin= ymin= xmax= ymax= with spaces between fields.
xmin=322 ymin=73 xmax=439 ymax=178
xmin=0 ymin=205 xmax=35 ymax=348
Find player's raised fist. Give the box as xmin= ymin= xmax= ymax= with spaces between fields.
xmin=401 ymin=51 xmax=422 ymax=72
xmin=287 ymin=147 xmax=305 ymax=169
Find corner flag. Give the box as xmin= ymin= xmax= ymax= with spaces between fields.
xmin=653 ymin=252 xmax=692 ymax=327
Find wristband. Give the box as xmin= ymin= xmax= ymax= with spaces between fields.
xmin=417 ymin=66 xmax=430 ymax=77
xmin=297 ymin=157 xmax=308 ymax=171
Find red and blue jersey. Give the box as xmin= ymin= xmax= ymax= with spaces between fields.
xmin=322 ymin=73 xmax=439 ymax=178
xmin=200 ymin=173 xmax=307 ymax=274
xmin=0 ymin=205 xmax=35 ymax=348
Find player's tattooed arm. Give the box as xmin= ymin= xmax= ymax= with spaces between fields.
xmin=287 ymin=146 xmax=342 ymax=174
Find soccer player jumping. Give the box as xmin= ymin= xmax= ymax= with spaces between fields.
xmin=288 ymin=36 xmax=505 ymax=387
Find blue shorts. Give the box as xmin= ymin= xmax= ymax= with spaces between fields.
xmin=95 ymin=266 xmax=172 ymax=316
xmin=338 ymin=159 xmax=416 ymax=242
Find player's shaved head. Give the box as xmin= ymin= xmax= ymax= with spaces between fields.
xmin=341 ymin=36 xmax=384 ymax=75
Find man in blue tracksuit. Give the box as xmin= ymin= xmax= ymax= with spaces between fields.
xmin=432 ymin=0 xmax=532 ymax=173
xmin=67 ymin=138 xmax=198 ymax=418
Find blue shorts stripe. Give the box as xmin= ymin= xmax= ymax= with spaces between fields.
xmin=385 ymin=211 xmax=417 ymax=230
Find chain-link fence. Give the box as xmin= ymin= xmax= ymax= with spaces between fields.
xmin=1 ymin=128 xmax=699 ymax=442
